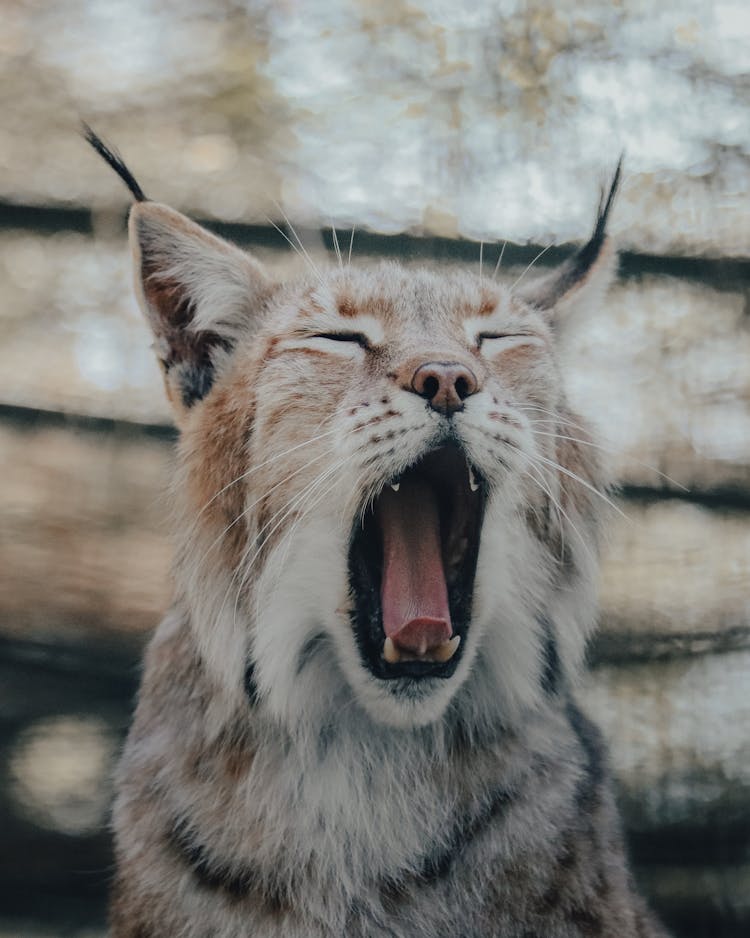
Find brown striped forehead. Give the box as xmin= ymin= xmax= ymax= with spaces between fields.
xmin=287 ymin=266 xmax=517 ymax=331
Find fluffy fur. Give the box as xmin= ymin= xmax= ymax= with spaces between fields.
xmin=85 ymin=130 xmax=666 ymax=937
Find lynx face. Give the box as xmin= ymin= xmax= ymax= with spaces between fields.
xmin=90 ymin=131 xmax=618 ymax=732
xmin=242 ymin=267 xmax=568 ymax=729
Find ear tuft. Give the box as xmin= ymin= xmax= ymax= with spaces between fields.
xmin=82 ymin=122 xmax=148 ymax=202
xmin=517 ymin=158 xmax=622 ymax=318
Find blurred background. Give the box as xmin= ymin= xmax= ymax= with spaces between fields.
xmin=0 ymin=1 xmax=748 ymax=935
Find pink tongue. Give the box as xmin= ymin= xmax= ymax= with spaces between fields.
xmin=378 ymin=478 xmax=452 ymax=655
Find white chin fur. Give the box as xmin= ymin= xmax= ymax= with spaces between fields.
xmin=251 ymin=483 xmax=554 ymax=733
xmin=253 ymin=511 xmax=479 ymax=731
xmin=347 ymin=652 xmax=477 ymax=729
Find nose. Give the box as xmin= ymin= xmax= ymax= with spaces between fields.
xmin=411 ymin=361 xmax=479 ymax=415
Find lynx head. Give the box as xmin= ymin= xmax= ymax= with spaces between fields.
xmin=86 ymin=128 xmax=619 ymax=733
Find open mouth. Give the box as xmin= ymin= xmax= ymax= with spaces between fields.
xmin=348 ymin=443 xmax=486 ymax=682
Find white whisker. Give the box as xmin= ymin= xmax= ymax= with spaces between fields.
xmin=266 ymin=215 xmax=319 ymax=281
xmin=522 ymin=448 xmax=629 ymax=521
xmin=528 ymin=427 xmax=689 ymax=492
xmin=331 ymin=222 xmax=343 ymax=270
xmin=272 ymin=201 xmax=323 ymax=281
xmin=195 ymin=445 xmax=342 ymax=568
xmin=216 ymin=454 xmax=354 ymax=635
xmin=522 ymin=460 xmax=596 ymax=568
xmin=193 ymin=421 xmax=346 ymax=520
xmin=239 ymin=454 xmax=357 ymax=624
xmin=510 ymin=244 xmax=553 ymax=291
xmin=492 ymin=241 xmax=507 ymax=280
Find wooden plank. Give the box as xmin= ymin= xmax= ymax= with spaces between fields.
xmin=560 ymin=277 xmax=750 ymax=493
xmin=0 ymin=422 xmax=171 ymax=646
xmin=634 ymin=862 xmax=750 ymax=938
xmin=596 ymin=500 xmax=750 ymax=661
xmin=581 ymin=649 xmax=750 ymax=837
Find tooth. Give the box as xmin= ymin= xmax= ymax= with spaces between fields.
xmin=383 ymin=637 xmax=401 ymax=664
xmin=469 ymin=468 xmax=479 ymax=492
xmin=390 ymin=483 xmax=400 ymax=492
xmin=432 ymin=635 xmax=461 ymax=663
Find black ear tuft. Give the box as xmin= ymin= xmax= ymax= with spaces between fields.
xmin=580 ymin=155 xmax=623 ymax=270
xmin=517 ymin=157 xmax=622 ymax=314
xmin=552 ymin=155 xmax=622 ymax=298
xmin=82 ymin=122 xmax=148 ymax=202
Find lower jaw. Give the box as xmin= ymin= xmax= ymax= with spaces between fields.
xmin=354 ymin=668 xmax=463 ymax=728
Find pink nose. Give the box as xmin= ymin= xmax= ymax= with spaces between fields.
xmin=411 ymin=361 xmax=479 ymax=415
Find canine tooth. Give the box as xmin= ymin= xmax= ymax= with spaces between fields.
xmin=383 ymin=637 xmax=401 ymax=664
xmin=433 ymin=635 xmax=461 ymax=663
xmin=390 ymin=483 xmax=400 ymax=492
xmin=469 ymin=467 xmax=479 ymax=492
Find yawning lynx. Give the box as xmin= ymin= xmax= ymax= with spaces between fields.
xmin=85 ymin=127 xmax=668 ymax=937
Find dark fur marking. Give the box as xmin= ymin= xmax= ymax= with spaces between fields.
xmin=178 ymin=361 xmax=216 ymax=408
xmin=570 ymin=904 xmax=605 ymax=936
xmin=82 ymin=123 xmax=148 ymax=202
xmin=534 ymin=834 xmax=576 ymax=914
xmin=169 ymin=817 xmax=286 ymax=914
xmin=533 ymin=708 xmax=611 ymax=924
xmin=566 ymin=700 xmax=606 ymax=808
xmin=381 ymin=784 xmax=514 ymax=907
xmin=296 ymin=632 xmax=328 ymax=675
xmin=133 ymin=226 xmax=236 ymax=406
xmin=538 ymin=614 xmax=561 ymax=696
xmin=317 ymin=721 xmax=336 ymax=761
xmin=244 ymin=659 xmax=259 ymax=706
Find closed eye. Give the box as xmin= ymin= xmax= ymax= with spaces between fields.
xmin=311 ymin=332 xmax=371 ymax=349
xmin=477 ymin=332 xmax=541 ymax=352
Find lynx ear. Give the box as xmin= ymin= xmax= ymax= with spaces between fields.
xmin=517 ymin=160 xmax=622 ymax=320
xmin=129 ymin=202 xmax=272 ymax=412
xmin=82 ymin=125 xmax=271 ymax=414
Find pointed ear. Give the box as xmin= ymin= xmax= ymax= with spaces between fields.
xmin=129 ymin=202 xmax=272 ymax=413
xmin=517 ymin=160 xmax=622 ymax=321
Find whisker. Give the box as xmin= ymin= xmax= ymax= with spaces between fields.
xmin=331 ymin=221 xmax=343 ymax=270
xmin=193 ymin=422 xmax=346 ymax=520
xmin=217 ymin=455 xmax=353 ymax=632
xmin=492 ymin=241 xmax=507 ymax=280
xmin=237 ymin=454 xmax=357 ymax=623
xmin=265 ymin=216 xmax=314 ymax=273
xmin=195 ymin=445 xmax=342 ymax=567
xmin=522 ymin=461 xmax=596 ymax=568
xmin=479 ymin=240 xmax=484 ymax=282
xmin=520 ymin=460 xmax=567 ymax=562
xmin=260 ymin=463 xmax=359 ymax=611
xmin=521 ymin=448 xmax=629 ymax=521
xmin=517 ymin=404 xmax=689 ymax=493
xmin=254 ymin=454 xmax=354 ymax=560
xmin=514 ymin=403 xmax=594 ymax=436
xmin=348 ymin=226 xmax=355 ymax=267
xmin=272 ymin=201 xmax=323 ymax=281
xmin=510 ymin=244 xmax=553 ymax=291
xmin=528 ymin=427 xmax=689 ymax=492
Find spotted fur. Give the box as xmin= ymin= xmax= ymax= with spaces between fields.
xmin=84 ymin=131 xmax=666 ymax=938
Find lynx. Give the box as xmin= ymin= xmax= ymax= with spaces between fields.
xmin=85 ymin=127 xmax=668 ymax=937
